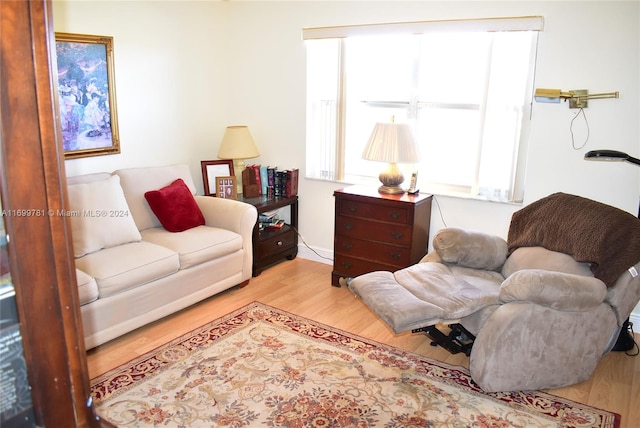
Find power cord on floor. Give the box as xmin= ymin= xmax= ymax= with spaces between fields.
xmin=291 ymin=225 xmax=334 ymax=262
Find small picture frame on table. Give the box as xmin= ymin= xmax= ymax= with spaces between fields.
xmin=216 ymin=176 xmax=237 ymax=200
xmin=201 ymin=160 xmax=234 ymax=196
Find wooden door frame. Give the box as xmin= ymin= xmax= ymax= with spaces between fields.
xmin=1 ymin=1 xmax=110 ymax=426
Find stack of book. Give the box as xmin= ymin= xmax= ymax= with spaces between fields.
xmin=245 ymin=165 xmax=298 ymax=198
xmin=258 ymin=211 xmax=286 ymax=230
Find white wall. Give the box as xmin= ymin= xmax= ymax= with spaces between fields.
xmin=218 ymin=0 xmax=640 ymax=248
xmin=53 ymin=1 xmax=640 ymax=318
xmin=53 ymin=0 xmax=230 ymax=183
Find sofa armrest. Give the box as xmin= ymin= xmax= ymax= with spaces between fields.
xmin=433 ymin=227 xmax=508 ymax=271
xmin=195 ymin=195 xmax=257 ymax=242
xmin=195 ymin=196 xmax=258 ymax=280
xmin=499 ymin=269 xmax=607 ymax=311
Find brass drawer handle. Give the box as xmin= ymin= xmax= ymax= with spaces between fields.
xmin=391 ymin=252 xmax=401 ymax=261
xmin=342 ymin=261 xmax=352 ymax=269
xmin=390 ymin=211 xmax=400 ymax=219
xmin=344 ymin=223 xmax=353 ymax=230
xmin=349 ymin=205 xmax=357 ymax=213
xmin=391 ymin=231 xmax=403 ymax=240
xmin=342 ymin=242 xmax=353 ymax=250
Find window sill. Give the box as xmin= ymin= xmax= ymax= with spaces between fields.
xmin=305 ymin=175 xmax=523 ymax=207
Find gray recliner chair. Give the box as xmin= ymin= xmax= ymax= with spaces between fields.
xmin=349 ymin=192 xmax=640 ymax=392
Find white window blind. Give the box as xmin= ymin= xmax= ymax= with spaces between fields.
xmin=304 ymin=16 xmax=543 ymax=202
xmin=303 ymin=16 xmax=544 ymax=39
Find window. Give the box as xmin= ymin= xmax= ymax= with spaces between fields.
xmin=304 ymin=17 xmax=543 ymax=202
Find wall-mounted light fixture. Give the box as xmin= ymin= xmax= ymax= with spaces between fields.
xmin=534 ymin=88 xmax=619 ymax=108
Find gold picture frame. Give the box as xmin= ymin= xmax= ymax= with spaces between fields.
xmin=55 ymin=32 xmax=120 ymax=159
xmin=216 ymin=176 xmax=237 ymax=200
xmin=201 ymin=160 xmax=235 ymax=196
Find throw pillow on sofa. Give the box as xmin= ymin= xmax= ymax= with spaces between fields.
xmin=144 ymin=178 xmax=205 ymax=232
xmin=67 ymin=175 xmax=142 ymax=258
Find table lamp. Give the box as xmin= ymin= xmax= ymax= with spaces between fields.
xmin=217 ymin=126 xmax=260 ymax=195
xmin=584 ymin=149 xmax=640 ymax=353
xmin=362 ymin=121 xmax=421 ymax=194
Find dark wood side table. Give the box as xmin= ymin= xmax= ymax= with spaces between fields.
xmin=238 ymin=194 xmax=298 ymax=276
xmin=332 ymin=185 xmax=432 ymax=286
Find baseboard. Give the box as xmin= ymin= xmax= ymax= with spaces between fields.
xmin=296 ymin=244 xmax=333 ymax=266
xmin=630 ymin=311 xmax=640 ymax=330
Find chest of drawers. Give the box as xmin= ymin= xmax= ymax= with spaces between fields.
xmin=332 ymin=186 xmax=432 ymax=286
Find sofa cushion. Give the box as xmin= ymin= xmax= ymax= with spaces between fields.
xmin=502 ymin=246 xmax=594 ymax=278
xmin=75 ymin=241 xmax=180 ymax=298
xmin=67 ymin=172 xmax=112 ymax=185
xmin=76 ymin=269 xmax=99 ymax=305
xmin=141 ymin=226 xmax=243 ymax=269
xmin=67 ymin=175 xmax=142 ymax=258
xmin=115 ymin=164 xmax=197 ymax=232
xmin=144 ymin=178 xmax=205 ymax=232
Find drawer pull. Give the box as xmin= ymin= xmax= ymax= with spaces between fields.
xmin=391 ymin=231 xmax=403 ymax=240
xmin=391 ymin=252 xmax=401 ymax=261
xmin=390 ymin=211 xmax=400 ymax=220
xmin=342 ymin=261 xmax=352 ymax=269
xmin=344 ymin=223 xmax=353 ymax=231
xmin=348 ymin=205 xmax=357 ymax=213
xmin=277 ymin=241 xmax=283 ymax=246
xmin=342 ymin=242 xmax=353 ymax=250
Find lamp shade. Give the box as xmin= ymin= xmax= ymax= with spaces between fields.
xmin=217 ymin=126 xmax=260 ymax=160
xmin=362 ymin=123 xmax=421 ymax=163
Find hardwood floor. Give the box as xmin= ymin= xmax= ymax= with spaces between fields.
xmin=87 ymin=258 xmax=640 ymax=426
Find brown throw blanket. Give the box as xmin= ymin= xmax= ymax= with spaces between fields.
xmin=508 ymin=192 xmax=640 ymax=287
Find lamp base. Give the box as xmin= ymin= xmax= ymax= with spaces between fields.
xmin=378 ymin=184 xmax=405 ymax=194
xmin=233 ymin=159 xmax=246 ymax=195
xmin=378 ymin=162 xmax=405 ymax=194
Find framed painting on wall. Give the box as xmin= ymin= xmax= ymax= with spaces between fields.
xmin=201 ymin=160 xmax=234 ymax=196
xmin=55 ymin=32 xmax=120 ymax=159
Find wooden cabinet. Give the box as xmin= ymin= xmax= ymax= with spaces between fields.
xmin=238 ymin=195 xmax=298 ymax=276
xmin=332 ymin=186 xmax=432 ymax=286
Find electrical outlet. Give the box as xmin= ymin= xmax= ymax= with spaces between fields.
xmin=569 ymin=89 xmax=588 ymax=109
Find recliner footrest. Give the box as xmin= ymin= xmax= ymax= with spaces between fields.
xmin=412 ymin=323 xmax=475 ymax=356
xmin=349 ymin=264 xmax=502 ymax=334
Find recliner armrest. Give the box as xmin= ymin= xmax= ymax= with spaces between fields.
xmin=433 ymin=227 xmax=508 ymax=271
xmin=500 ymin=269 xmax=607 ymax=311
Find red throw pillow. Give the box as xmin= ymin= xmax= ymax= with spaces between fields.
xmin=144 ymin=178 xmax=205 ymax=232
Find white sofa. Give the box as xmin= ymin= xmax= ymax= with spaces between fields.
xmin=67 ymin=164 xmax=257 ymax=349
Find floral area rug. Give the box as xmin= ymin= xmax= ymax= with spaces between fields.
xmin=91 ymin=302 xmax=620 ymax=427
